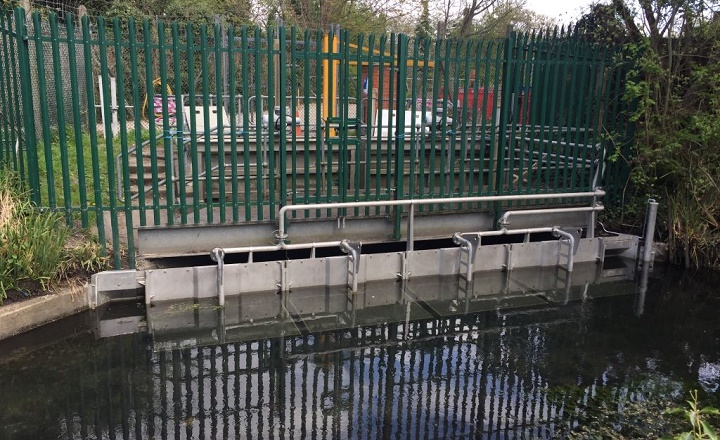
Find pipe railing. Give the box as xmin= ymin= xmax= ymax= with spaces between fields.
xmin=210 ymin=190 xmax=603 ymax=303
xmin=499 ymin=205 xmax=605 ymax=229
xmin=276 ymin=189 xmax=606 ymax=245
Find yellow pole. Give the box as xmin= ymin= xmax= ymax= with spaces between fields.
xmin=322 ymin=29 xmax=339 ymax=136
xmin=322 ymin=34 xmax=330 ymax=123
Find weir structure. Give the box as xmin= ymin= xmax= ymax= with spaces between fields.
xmin=0 ymin=8 xmax=644 ymax=306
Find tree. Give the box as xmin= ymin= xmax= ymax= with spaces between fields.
xmin=472 ymin=0 xmax=556 ymax=38
xmin=261 ymin=0 xmax=410 ymax=33
xmin=575 ymin=2 xmax=630 ymax=45
xmin=434 ymin=0 xmax=497 ymax=39
xmin=415 ymin=0 xmax=433 ymax=41
xmin=584 ymin=0 xmax=720 ymax=268
xmin=434 ymin=0 xmax=555 ymax=40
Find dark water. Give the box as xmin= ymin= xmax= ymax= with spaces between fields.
xmin=2 ymin=262 xmax=720 ymax=439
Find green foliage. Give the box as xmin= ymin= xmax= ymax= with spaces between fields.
xmin=0 ymin=170 xmax=109 ymax=304
xmin=0 ymin=171 xmax=68 ymax=302
xmin=663 ymin=390 xmax=720 ymax=440
xmin=414 ymin=0 xmax=432 ymax=42
xmin=590 ymin=1 xmax=720 ymax=268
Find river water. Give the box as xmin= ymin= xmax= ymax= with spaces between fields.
xmin=1 ymin=261 xmax=720 ymax=439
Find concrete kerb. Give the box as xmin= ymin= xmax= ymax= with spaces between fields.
xmin=0 ymin=285 xmax=89 ymax=341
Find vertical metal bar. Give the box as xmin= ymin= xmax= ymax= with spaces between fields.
xmin=0 ymin=16 xmax=7 ymax=165
xmin=66 ymin=14 xmax=88 ymax=228
xmin=555 ymin=28 xmax=572 ymax=193
xmin=505 ymin=31 xmax=525 ymax=200
xmin=372 ymin=34 xmax=384 ymax=213
xmin=418 ymin=37 xmax=431 ymax=205
xmin=0 ymin=12 xmax=16 ymax=171
xmin=227 ymin=24 xmax=239 ymax=222
xmin=79 ymin=13 xmax=106 ymax=253
xmin=517 ymin=31 xmax=534 ymax=197
xmin=569 ymin=39 xmax=589 ymax=193
xmin=15 ymin=9 xmax=38 ymax=194
xmin=385 ymin=34 xmax=395 ymax=214
xmin=171 ymin=21 xmax=187 ymax=224
xmin=439 ymin=39 xmax=453 ymax=201
xmin=186 ymin=22 xmax=201 ymax=223
xmin=338 ymin=28 xmax=349 ymax=213
xmin=313 ymin=30 xmax=322 ymax=218
xmin=536 ymin=31 xmax=554 ymax=196
xmin=98 ymin=16 xmax=121 ymax=267
xmin=199 ymin=24 xmax=213 ymax=222
xmin=428 ymin=37 xmax=442 ymax=206
xmin=642 ymin=199 xmax=658 ymax=263
xmin=278 ymin=25 xmax=288 ymax=215
xmin=302 ymin=30 xmax=311 ymax=212
xmin=352 ymin=33 xmax=364 ymax=217
xmin=447 ymin=40 xmax=463 ymax=199
xmin=142 ymin=18 xmax=160 ymax=225
xmin=408 ymin=36 xmax=419 ymax=203
xmin=468 ymin=40 xmax=483 ymax=197
xmin=49 ymin=13 xmax=72 ymax=223
xmin=213 ymin=20 xmax=226 ymax=222
xmin=323 ymin=27 xmax=333 ymax=212
xmin=157 ymin=19 xmax=175 ymax=224
xmin=267 ymin=27 xmax=277 ymax=220
xmin=7 ymin=11 xmax=24 ymax=179
xmin=0 ymin=13 xmax=9 ymax=166
xmin=240 ymin=26 xmax=251 ymax=221
xmin=32 ymin=12 xmax=55 ymax=208
xmin=393 ymin=33 xmax=408 ymax=240
xmin=586 ymin=45 xmax=606 ymax=190
xmin=494 ymin=28 xmax=516 ymax=226
xmin=289 ymin=26 xmax=298 ymax=215
xmin=253 ymin=27 xmax=264 ymax=220
xmin=112 ymin=17 xmax=136 ymax=267
xmin=457 ymin=40 xmax=473 ymax=202
xmin=127 ymin=19 xmax=146 ymax=226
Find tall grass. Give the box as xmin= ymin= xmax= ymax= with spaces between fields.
xmin=0 ymin=170 xmax=109 ymax=304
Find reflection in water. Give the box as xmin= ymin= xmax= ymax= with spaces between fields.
xmin=2 ymin=262 xmax=720 ymax=439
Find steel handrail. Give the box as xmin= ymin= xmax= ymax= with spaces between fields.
xmin=276 ymin=189 xmax=606 ymax=244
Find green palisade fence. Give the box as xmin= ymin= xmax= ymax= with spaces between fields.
xmin=0 ymin=8 xmax=635 ymax=269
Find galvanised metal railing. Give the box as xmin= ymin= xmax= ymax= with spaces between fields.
xmin=0 ymin=7 xmax=636 ymax=268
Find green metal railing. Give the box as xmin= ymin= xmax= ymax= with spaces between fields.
xmin=0 ymin=7 xmax=635 ymax=268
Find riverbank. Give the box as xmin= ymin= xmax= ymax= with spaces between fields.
xmin=0 ymin=284 xmax=89 ymax=341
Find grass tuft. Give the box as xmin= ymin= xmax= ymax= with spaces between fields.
xmin=0 ymin=170 xmax=110 ymax=304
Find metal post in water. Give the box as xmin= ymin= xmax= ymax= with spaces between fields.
xmin=642 ymin=199 xmax=659 ymax=263
xmin=635 ymin=259 xmax=651 ymax=317
xmin=210 ymin=247 xmax=226 ymax=307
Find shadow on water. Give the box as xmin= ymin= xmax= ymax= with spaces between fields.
xmin=2 ymin=259 xmax=720 ymax=439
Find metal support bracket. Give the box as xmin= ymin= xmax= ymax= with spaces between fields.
xmin=276 ymin=260 xmax=291 ymax=293
xmin=453 ymin=232 xmax=480 ymax=282
xmin=210 ymin=247 xmax=226 ymax=307
xmin=556 ymin=227 xmax=582 ymax=254
xmin=552 ymin=227 xmax=579 ymax=272
xmin=340 ymin=239 xmax=362 ymax=293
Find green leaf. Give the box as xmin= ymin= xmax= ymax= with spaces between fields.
xmin=666 ymin=408 xmax=686 ymax=415
xmin=677 ymin=432 xmax=693 ymax=440
xmin=701 ymin=421 xmax=718 ymax=440
xmin=701 ymin=408 xmax=720 ymax=416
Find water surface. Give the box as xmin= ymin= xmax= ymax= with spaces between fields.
xmin=1 ymin=262 xmax=720 ymax=439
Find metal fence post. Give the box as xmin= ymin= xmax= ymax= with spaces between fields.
xmin=494 ymin=25 xmax=515 ymax=227
xmin=393 ymin=33 xmax=408 ymax=240
xmin=14 ymin=7 xmax=39 ymax=201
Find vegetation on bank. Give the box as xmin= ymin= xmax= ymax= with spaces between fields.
xmin=579 ymin=1 xmax=720 ymax=269
xmin=0 ymin=171 xmax=109 ymax=305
